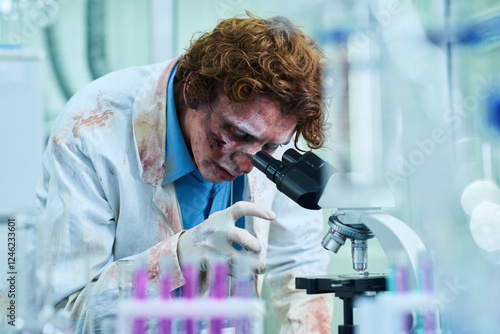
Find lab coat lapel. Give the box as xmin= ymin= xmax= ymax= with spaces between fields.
xmin=132 ymin=55 xmax=183 ymax=187
xmin=131 ymin=56 xmax=185 ymax=235
xmin=152 ymin=183 xmax=183 ymax=234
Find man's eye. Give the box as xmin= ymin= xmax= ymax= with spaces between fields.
xmin=233 ymin=128 xmax=247 ymax=137
xmin=264 ymin=143 xmax=281 ymax=151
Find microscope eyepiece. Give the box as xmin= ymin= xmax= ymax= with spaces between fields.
xmin=251 ymin=148 xmax=336 ymax=210
xmin=281 ymin=149 xmax=302 ymax=165
xmin=252 ymin=151 xmax=286 ymax=183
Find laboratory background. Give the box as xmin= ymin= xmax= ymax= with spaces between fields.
xmin=1 ymin=0 xmax=500 ymax=333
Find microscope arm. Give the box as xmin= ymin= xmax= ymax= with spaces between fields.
xmin=361 ymin=212 xmax=427 ymax=287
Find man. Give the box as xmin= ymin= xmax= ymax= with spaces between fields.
xmin=38 ymin=12 xmax=332 ymax=333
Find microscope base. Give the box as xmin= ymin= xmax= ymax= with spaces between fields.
xmin=296 ymin=274 xmax=387 ymax=334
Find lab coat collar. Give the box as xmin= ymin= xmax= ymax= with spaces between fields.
xmin=163 ymin=64 xmax=196 ymax=186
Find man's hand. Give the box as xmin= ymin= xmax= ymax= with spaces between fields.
xmin=177 ymin=201 xmax=276 ymax=273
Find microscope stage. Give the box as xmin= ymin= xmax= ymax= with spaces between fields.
xmin=295 ymin=273 xmax=387 ymax=295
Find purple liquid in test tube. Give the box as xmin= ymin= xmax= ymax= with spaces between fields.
xmin=233 ymin=255 xmax=254 ymax=334
xmin=158 ymin=260 xmax=173 ymax=334
xmin=233 ymin=280 xmax=252 ymax=334
xmin=419 ymin=258 xmax=436 ymax=334
xmin=181 ymin=263 xmax=198 ymax=334
xmin=133 ymin=267 xmax=148 ymax=334
xmin=210 ymin=261 xmax=229 ymax=334
xmin=395 ymin=265 xmax=412 ymax=334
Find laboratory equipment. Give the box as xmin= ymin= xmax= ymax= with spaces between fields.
xmin=295 ymin=273 xmax=386 ymax=334
xmin=232 ymin=254 xmax=255 ymax=334
xmin=181 ymin=261 xmax=199 ymax=334
xmin=253 ymin=148 xmax=428 ymax=334
xmin=252 ymin=148 xmax=336 ymax=210
xmin=0 ymin=47 xmax=44 ymax=217
xmin=116 ymin=298 xmax=265 ymax=334
xmin=114 ymin=257 xmax=265 ymax=334
xmin=132 ymin=262 xmax=148 ymax=334
xmin=253 ymin=149 xmax=427 ymax=278
xmin=117 ymin=259 xmax=135 ymax=301
xmin=209 ymin=259 xmax=229 ymax=334
xmin=0 ymin=210 xmax=73 ymax=334
xmin=158 ymin=257 xmax=174 ymax=334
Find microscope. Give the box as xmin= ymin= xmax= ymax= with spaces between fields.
xmin=253 ymin=148 xmax=427 ymax=334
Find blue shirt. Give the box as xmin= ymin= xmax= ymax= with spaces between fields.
xmin=162 ymin=65 xmax=244 ymax=230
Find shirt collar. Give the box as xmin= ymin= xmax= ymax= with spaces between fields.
xmin=162 ymin=64 xmax=196 ymax=185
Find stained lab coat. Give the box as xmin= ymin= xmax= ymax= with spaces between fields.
xmin=37 ymin=56 xmax=333 ymax=333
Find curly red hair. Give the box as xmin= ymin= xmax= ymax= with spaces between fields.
xmin=177 ymin=12 xmax=327 ymax=150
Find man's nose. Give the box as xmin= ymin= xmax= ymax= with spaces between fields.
xmin=234 ymin=152 xmax=255 ymax=174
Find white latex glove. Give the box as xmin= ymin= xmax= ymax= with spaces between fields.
xmin=177 ymin=201 xmax=276 ymax=273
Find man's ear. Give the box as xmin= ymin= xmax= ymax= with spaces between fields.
xmin=183 ymin=76 xmax=199 ymax=110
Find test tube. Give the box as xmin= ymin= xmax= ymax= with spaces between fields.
xmin=116 ymin=259 xmax=135 ymax=300
xmin=132 ymin=259 xmax=149 ymax=334
xmin=209 ymin=258 xmax=229 ymax=334
xmin=232 ymin=255 xmax=254 ymax=334
xmin=386 ymin=253 xmax=412 ymax=334
xmin=418 ymin=254 xmax=436 ymax=334
xmin=181 ymin=260 xmax=199 ymax=334
xmin=157 ymin=256 xmax=174 ymax=334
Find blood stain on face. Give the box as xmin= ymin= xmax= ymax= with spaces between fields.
xmin=206 ymin=134 xmax=214 ymax=149
xmin=213 ymin=133 xmax=226 ymax=148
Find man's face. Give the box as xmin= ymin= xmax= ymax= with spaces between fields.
xmin=186 ymin=92 xmax=297 ymax=184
